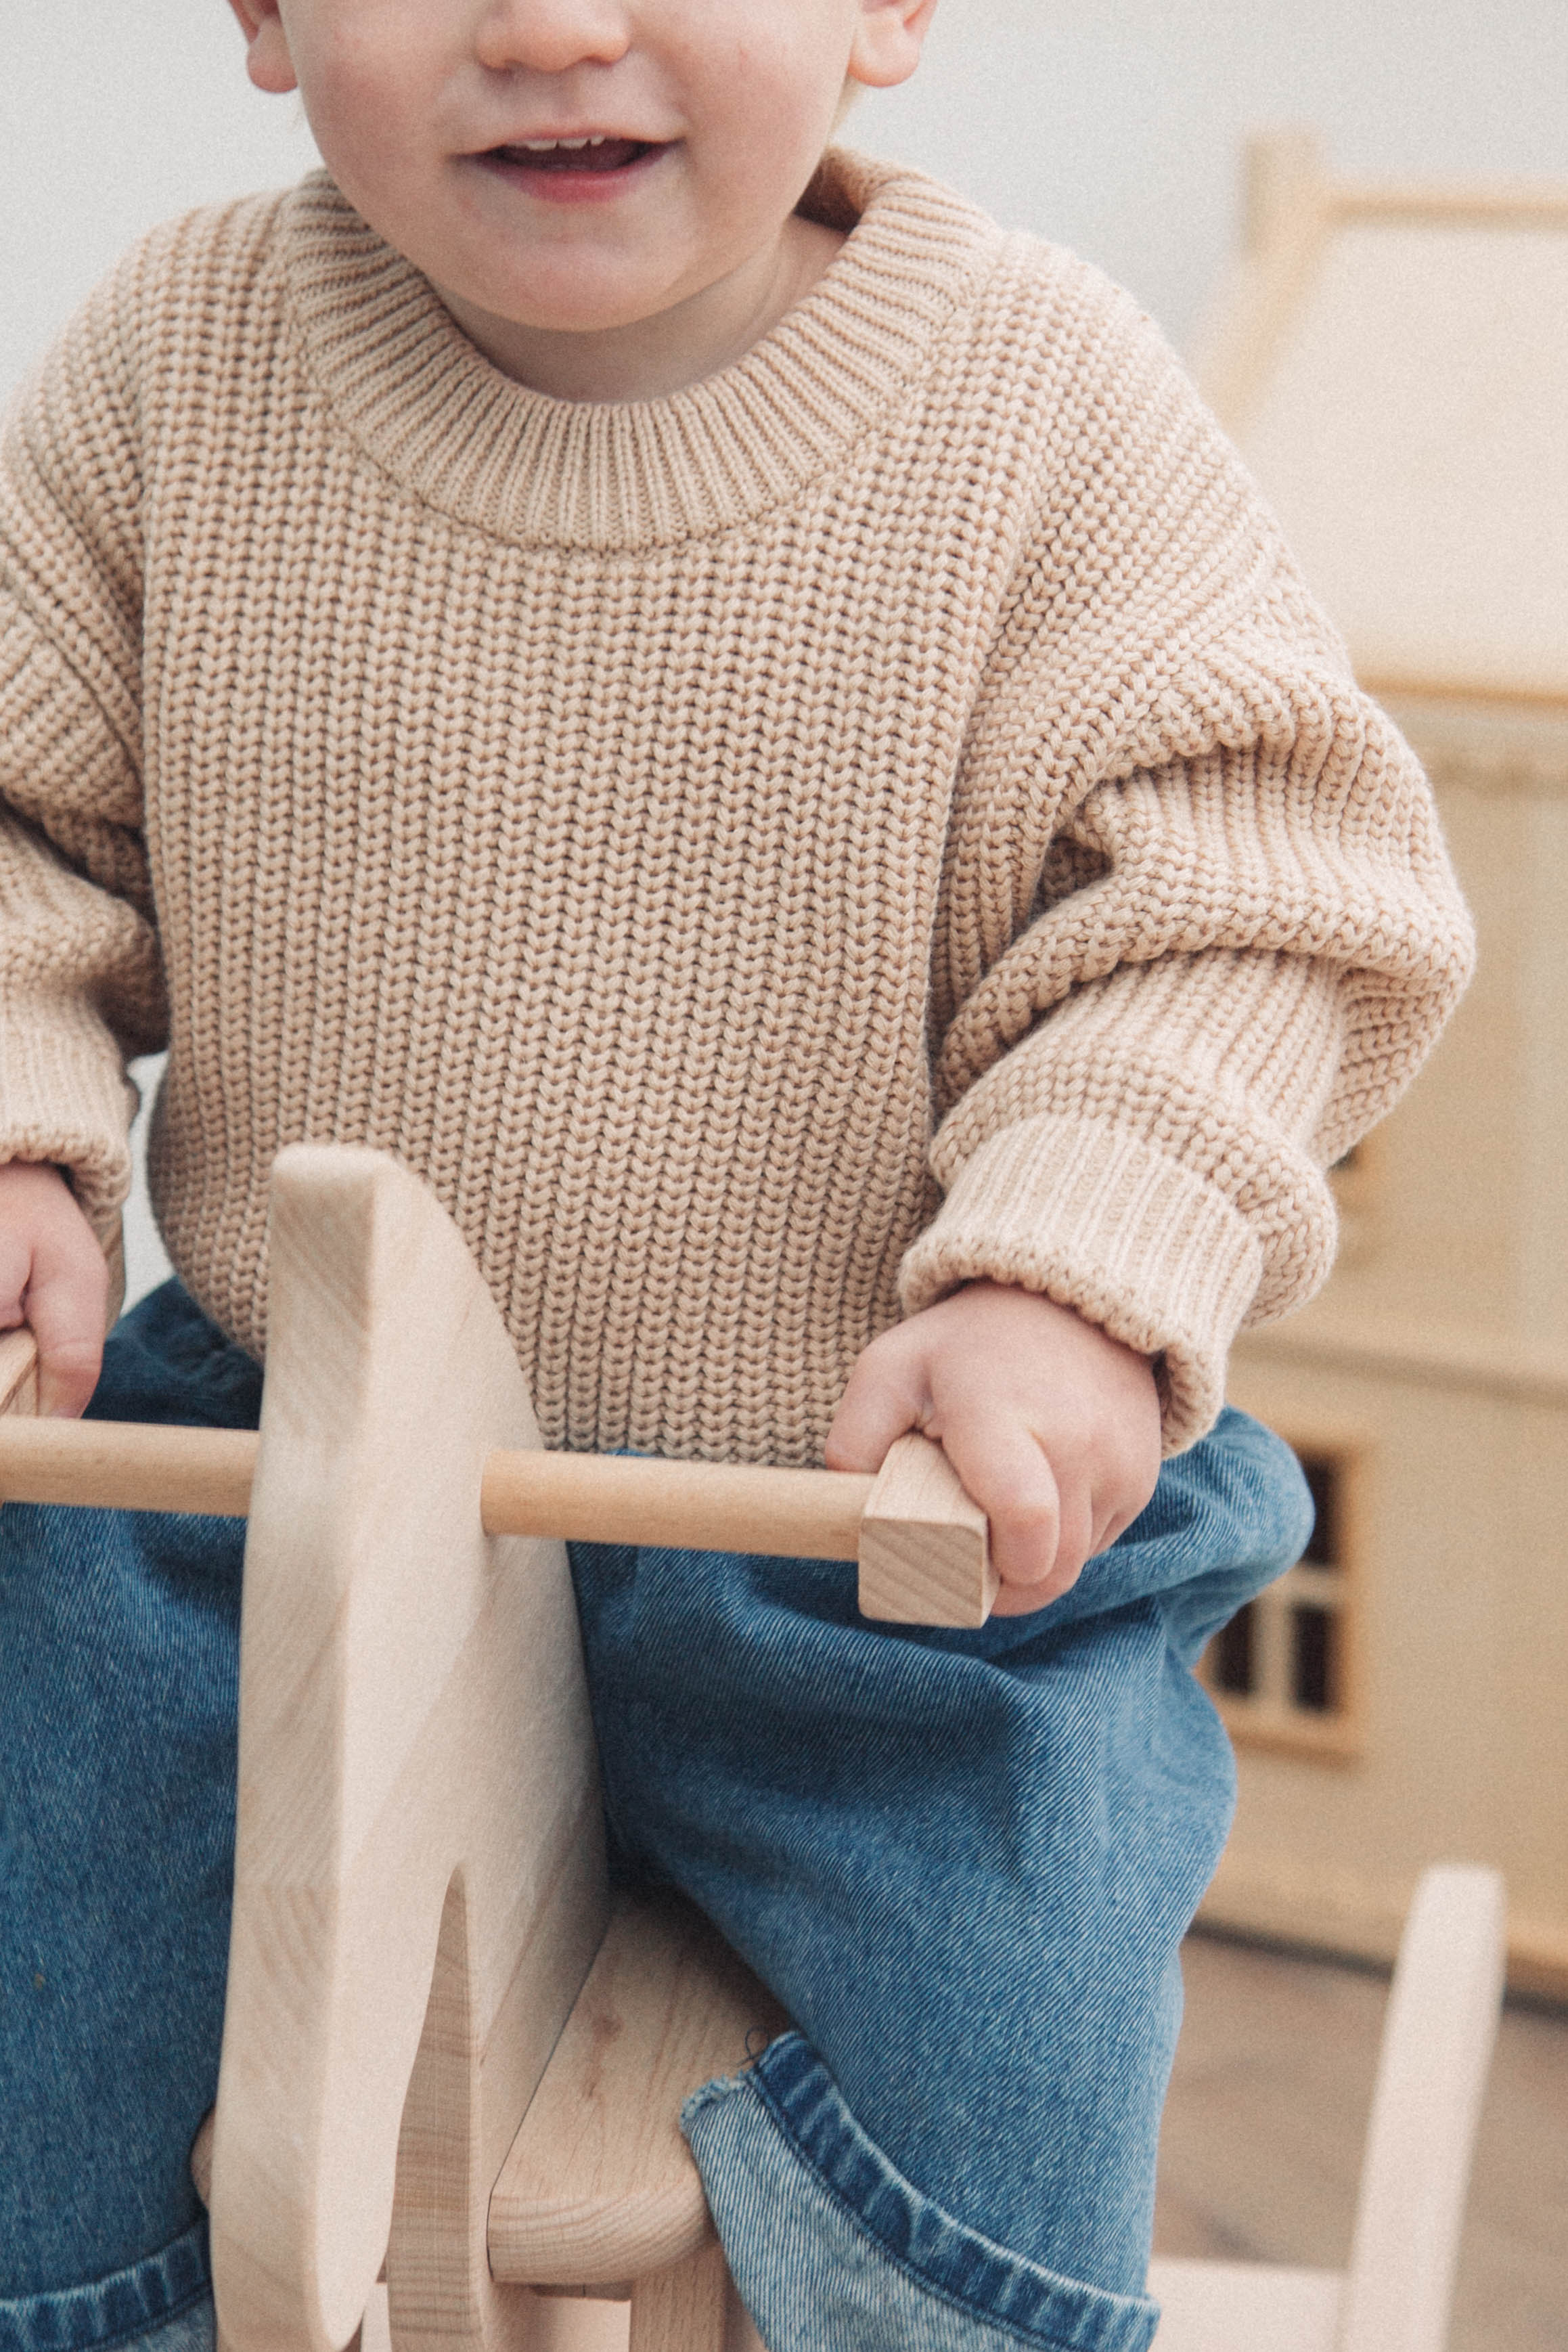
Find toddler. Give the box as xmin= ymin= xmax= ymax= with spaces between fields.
xmin=0 ymin=3 xmax=1472 ymax=2349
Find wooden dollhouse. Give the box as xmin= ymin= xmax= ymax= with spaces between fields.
xmin=1189 ymin=131 xmax=1568 ymax=2001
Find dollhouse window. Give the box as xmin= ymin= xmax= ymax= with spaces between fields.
xmin=1202 ymin=1445 xmax=1360 ymax=1760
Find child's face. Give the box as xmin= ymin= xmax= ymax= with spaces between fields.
xmin=230 ymin=0 xmax=931 ymax=353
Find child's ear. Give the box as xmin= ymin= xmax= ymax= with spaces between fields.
xmin=847 ymin=0 xmax=938 ymax=93
xmin=225 ymin=0 xmax=298 ymax=95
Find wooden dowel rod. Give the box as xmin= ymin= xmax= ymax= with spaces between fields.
xmin=0 ymin=1418 xmax=259 ymax=1517
xmin=479 ymin=1450 xmax=874 ymax=1560
xmin=0 ymin=1419 xmax=875 ymax=1561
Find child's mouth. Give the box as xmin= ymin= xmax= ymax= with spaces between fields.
xmin=482 ymin=137 xmax=663 ymax=177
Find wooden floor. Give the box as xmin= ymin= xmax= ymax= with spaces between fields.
xmin=1155 ymin=1930 xmax=1568 ymax=2352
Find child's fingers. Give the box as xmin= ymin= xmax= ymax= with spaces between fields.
xmin=0 ymin=1164 xmax=110 ymax=1418
xmin=932 ymin=1413 xmax=1083 ymax=1606
xmin=26 ymin=1256 xmax=108 ymax=1418
xmin=822 ymin=1327 xmax=928 ymax=1473
xmin=826 ymin=1286 xmax=1160 ymax=1614
xmin=994 ymin=1480 xmax=1098 ymax=1614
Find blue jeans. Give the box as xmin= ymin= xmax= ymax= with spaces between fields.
xmin=1 ymin=1281 xmax=1310 ymax=2352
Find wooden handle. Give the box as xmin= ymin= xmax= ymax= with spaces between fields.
xmin=0 ymin=1326 xmax=39 ymax=1417
xmin=0 ymin=1415 xmax=258 ymax=1515
xmin=0 ymin=1411 xmax=993 ymax=1624
xmin=479 ymin=1448 xmax=871 ymax=1559
xmin=858 ymin=1431 xmax=999 ymax=1628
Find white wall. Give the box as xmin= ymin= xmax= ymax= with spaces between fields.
xmin=859 ymin=0 xmax=1568 ymax=350
xmin=7 ymin=0 xmax=1565 ymax=402
xmin=3 ymin=0 xmax=1563 ymax=1305
xmin=1 ymin=1 xmax=321 ymax=401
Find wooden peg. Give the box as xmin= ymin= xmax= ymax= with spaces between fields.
xmin=856 ymin=1432 xmax=996 ymax=1628
xmin=0 ymin=1327 xmax=39 ymax=1417
xmin=479 ymin=1450 xmax=871 ymax=1559
xmin=0 ymin=1415 xmax=257 ymax=1514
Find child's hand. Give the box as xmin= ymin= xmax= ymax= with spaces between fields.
xmin=0 ymin=1161 xmax=110 ymax=1418
xmin=826 ymin=1281 xmax=1162 ymax=1616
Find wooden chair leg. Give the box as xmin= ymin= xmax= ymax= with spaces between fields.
xmin=627 ymin=2244 xmax=730 ymax=2352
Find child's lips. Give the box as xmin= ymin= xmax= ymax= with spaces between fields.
xmin=479 ymin=137 xmax=665 ymax=178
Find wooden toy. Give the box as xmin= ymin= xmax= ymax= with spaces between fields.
xmin=1186 ymin=129 xmax=1568 ymax=2001
xmin=0 ymin=1147 xmax=1506 ymax=2352
xmin=0 ymin=1144 xmax=994 ymax=2352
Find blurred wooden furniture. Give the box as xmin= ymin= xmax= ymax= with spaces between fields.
xmin=1149 ymin=1863 xmax=1506 ymax=2352
xmin=1196 ymin=129 xmax=1568 ymax=2005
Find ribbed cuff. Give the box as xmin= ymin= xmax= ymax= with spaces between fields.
xmin=897 ymin=1114 xmax=1261 ymax=1454
xmin=0 ymin=1020 xmax=135 ymax=1249
xmin=684 ymin=2037 xmax=1159 ymax=2351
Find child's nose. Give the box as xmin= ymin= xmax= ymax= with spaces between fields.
xmin=472 ymin=0 xmax=633 ymax=79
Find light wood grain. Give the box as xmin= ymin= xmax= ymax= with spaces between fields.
xmin=1357 ymin=672 xmax=1568 ymax=715
xmin=1189 ymin=130 xmax=1332 ymax=438
xmin=1148 ymin=2258 xmax=1342 ymax=2351
xmin=191 ymin=2110 xmax=215 ymax=2207
xmin=1333 ymin=181 xmax=1568 ymax=226
xmin=0 ymin=1415 xmax=256 ymax=1511
xmin=480 ymin=1450 xmax=870 ymax=1558
xmin=208 ymin=1146 xmax=607 ymax=2352
xmin=857 ymin=1431 xmax=996 ymax=1626
xmin=491 ymin=1893 xmax=784 ymax=2289
xmin=0 ymin=1326 xmax=38 ymax=1417
xmin=0 ymin=1409 xmax=995 ymax=1626
xmin=626 ymin=2244 xmax=730 ymax=2352
xmin=388 ymin=1853 xmax=601 ymax=2352
xmin=0 ymin=1421 xmax=867 ymax=1550
xmin=1149 ymin=1866 xmax=1506 ymax=2352
xmin=1337 ymin=1867 xmax=1506 ymax=2352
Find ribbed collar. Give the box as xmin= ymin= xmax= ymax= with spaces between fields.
xmin=278 ymin=148 xmax=1002 ymax=551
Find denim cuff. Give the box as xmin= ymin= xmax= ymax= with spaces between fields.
xmin=684 ymin=2035 xmax=1159 ymax=2352
xmin=0 ymin=2224 xmax=211 ymax=2352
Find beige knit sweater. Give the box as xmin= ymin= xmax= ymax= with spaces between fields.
xmin=0 ymin=151 xmax=1472 ymax=1464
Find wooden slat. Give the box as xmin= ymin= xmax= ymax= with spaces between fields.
xmin=1147 ymin=2259 xmax=1343 ymax=2351
xmin=1332 ymin=180 xmax=1568 ymax=226
xmin=490 ymin=1894 xmax=784 ymax=2290
xmin=1337 ymin=1867 xmax=1506 ymax=2352
xmin=627 ymin=2243 xmax=730 ymax=2352
xmin=1358 ymin=670 xmax=1568 ymax=715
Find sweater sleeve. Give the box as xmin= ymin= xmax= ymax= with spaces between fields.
xmin=899 ymin=292 xmax=1475 ymax=1452
xmin=0 ymin=259 xmax=166 ymax=1252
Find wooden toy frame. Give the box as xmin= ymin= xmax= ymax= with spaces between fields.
xmin=0 ymin=1145 xmax=1508 ymax=2352
xmin=0 ymin=1144 xmax=992 ymax=2352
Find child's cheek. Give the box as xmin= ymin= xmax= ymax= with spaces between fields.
xmin=284 ymin=0 xmax=445 ymax=186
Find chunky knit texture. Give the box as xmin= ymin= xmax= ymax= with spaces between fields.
xmin=0 ymin=152 xmax=1473 ymax=1461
